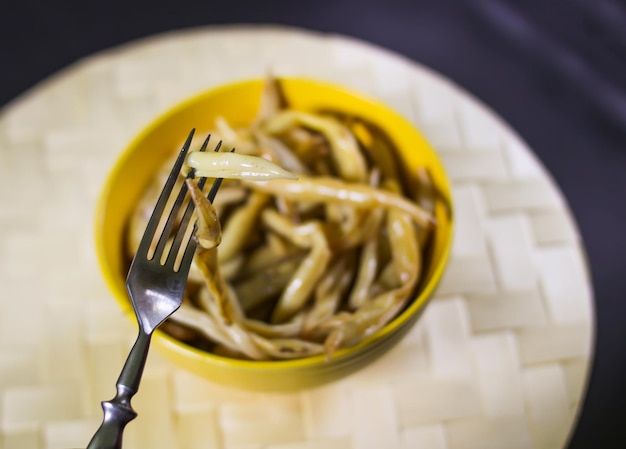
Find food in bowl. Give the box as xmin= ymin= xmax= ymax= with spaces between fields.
xmin=124 ymin=76 xmax=440 ymax=362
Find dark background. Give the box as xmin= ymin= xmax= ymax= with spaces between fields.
xmin=2 ymin=0 xmax=625 ymax=447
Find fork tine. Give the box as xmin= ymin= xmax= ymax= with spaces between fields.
xmin=168 ymin=176 xmax=222 ymax=271
xmin=152 ymin=174 xmax=191 ymax=261
xmin=153 ymin=134 xmax=215 ymax=261
xmin=165 ymin=138 xmax=222 ymax=269
xmin=178 ymin=227 xmax=199 ymax=275
xmin=135 ymin=129 xmax=195 ymax=259
xmin=170 ymin=147 xmax=230 ymax=271
xmin=198 ymin=133 xmax=213 ymax=152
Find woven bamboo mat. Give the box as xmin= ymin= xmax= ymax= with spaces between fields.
xmin=0 ymin=26 xmax=594 ymax=449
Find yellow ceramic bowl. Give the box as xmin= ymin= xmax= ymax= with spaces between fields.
xmin=95 ymin=78 xmax=453 ymax=392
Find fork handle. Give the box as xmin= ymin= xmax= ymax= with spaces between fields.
xmin=86 ymin=330 xmax=152 ymax=449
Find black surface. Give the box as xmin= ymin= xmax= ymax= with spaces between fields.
xmin=2 ymin=0 xmax=625 ymax=447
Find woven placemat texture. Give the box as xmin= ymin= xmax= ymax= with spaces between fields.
xmin=0 ymin=26 xmax=593 ymax=449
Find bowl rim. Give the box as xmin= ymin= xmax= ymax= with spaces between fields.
xmin=95 ymin=76 xmax=455 ymax=369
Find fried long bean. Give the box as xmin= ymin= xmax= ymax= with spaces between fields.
xmin=303 ymin=252 xmax=357 ymax=334
xmin=320 ymin=202 xmax=421 ymax=357
xmin=348 ymin=221 xmax=382 ymax=309
xmin=245 ymin=176 xmax=434 ymax=228
xmin=262 ymin=210 xmax=331 ymax=323
xmin=217 ymin=192 xmax=269 ymax=263
xmin=264 ymin=110 xmax=368 ymax=182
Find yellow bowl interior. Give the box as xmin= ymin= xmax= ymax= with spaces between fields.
xmin=95 ymin=77 xmax=454 ymax=391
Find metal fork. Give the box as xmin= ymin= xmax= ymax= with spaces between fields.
xmin=87 ymin=129 xmax=223 ymax=449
